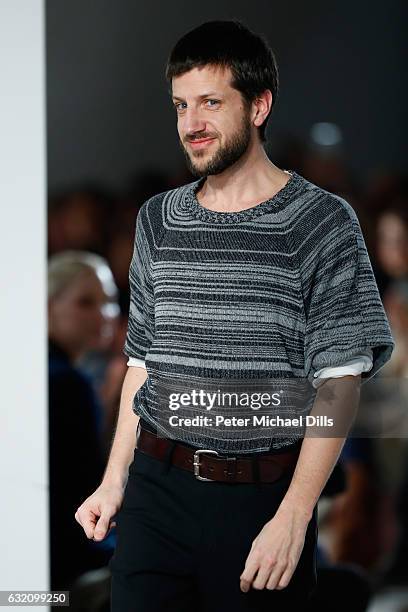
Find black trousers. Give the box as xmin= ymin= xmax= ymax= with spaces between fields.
xmin=109 ymin=437 xmax=318 ymax=612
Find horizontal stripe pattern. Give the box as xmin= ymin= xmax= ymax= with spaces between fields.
xmin=123 ymin=170 xmax=394 ymax=452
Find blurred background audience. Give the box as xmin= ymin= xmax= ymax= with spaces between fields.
xmin=48 ymin=251 xmax=119 ymax=595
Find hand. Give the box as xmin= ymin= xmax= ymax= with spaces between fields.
xmin=239 ymin=505 xmax=310 ymax=592
xmin=74 ymin=483 xmax=124 ymax=541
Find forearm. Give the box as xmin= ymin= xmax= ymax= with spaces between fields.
xmin=101 ymin=366 xmax=147 ymax=490
xmin=277 ymin=375 xmax=361 ymax=521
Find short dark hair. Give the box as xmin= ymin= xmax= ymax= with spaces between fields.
xmin=165 ymin=20 xmax=279 ymax=143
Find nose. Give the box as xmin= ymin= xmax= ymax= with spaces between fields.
xmin=182 ymin=107 xmax=207 ymax=137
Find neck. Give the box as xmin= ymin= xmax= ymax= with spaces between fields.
xmin=49 ymin=334 xmax=83 ymax=363
xmin=197 ymin=141 xmax=290 ymax=212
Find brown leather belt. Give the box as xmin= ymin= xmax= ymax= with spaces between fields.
xmin=136 ymin=422 xmax=301 ymax=483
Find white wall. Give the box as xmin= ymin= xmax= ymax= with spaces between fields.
xmin=0 ymin=1 xmax=49 ymax=609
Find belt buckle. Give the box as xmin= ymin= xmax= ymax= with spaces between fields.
xmin=193 ymin=449 xmax=219 ymax=481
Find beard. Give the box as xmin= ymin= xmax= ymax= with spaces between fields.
xmin=179 ymin=110 xmax=252 ymax=178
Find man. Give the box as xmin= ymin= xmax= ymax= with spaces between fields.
xmin=75 ymin=20 xmax=394 ymax=611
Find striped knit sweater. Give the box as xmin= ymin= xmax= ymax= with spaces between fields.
xmin=123 ymin=170 xmax=395 ymax=453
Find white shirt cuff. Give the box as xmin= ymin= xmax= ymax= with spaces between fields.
xmin=126 ymin=356 xmax=147 ymax=369
xmin=312 ymin=349 xmax=373 ymax=389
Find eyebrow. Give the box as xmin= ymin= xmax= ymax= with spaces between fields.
xmin=172 ymin=92 xmax=221 ymax=102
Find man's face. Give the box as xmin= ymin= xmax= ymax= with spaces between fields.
xmin=171 ymin=65 xmax=254 ymax=177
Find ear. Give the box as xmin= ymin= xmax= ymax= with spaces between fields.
xmin=252 ymin=89 xmax=273 ymax=128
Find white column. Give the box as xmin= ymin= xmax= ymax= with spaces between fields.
xmin=0 ymin=0 xmax=49 ymax=609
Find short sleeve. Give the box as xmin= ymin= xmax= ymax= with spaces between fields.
xmin=303 ymin=199 xmax=395 ymax=386
xmin=123 ymin=208 xmax=155 ymax=361
xmin=312 ymin=349 xmax=373 ymax=389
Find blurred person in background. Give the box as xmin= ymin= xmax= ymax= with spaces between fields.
xmin=323 ymin=276 xmax=408 ymax=604
xmin=48 ymin=250 xmax=117 ymax=590
xmin=362 ymin=172 xmax=407 ymax=221
xmin=77 ymin=221 xmax=145 ymax=449
xmin=47 ymin=186 xmax=113 ymax=257
xmin=382 ymin=279 xmax=408 ymax=379
xmin=73 ymin=246 xmax=128 ymax=455
xmin=301 ymin=149 xmax=358 ymax=199
xmin=323 ymin=437 xmax=395 ymax=573
xmin=380 ymin=442 xmax=408 ymax=591
xmin=376 ymin=279 xmax=408 ymax=592
xmin=376 ymin=200 xmax=408 ymax=287
xmin=105 ymin=230 xmax=134 ymax=316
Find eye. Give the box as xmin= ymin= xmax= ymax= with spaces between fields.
xmin=174 ymin=102 xmax=187 ymax=112
xmin=205 ymin=99 xmax=220 ymax=108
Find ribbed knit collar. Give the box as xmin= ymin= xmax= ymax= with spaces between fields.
xmin=182 ymin=169 xmax=304 ymax=224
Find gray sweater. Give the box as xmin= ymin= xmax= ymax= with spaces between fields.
xmin=123 ymin=170 xmax=395 ymax=453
